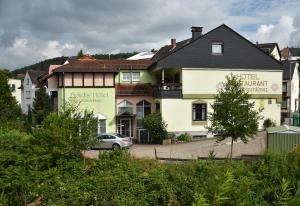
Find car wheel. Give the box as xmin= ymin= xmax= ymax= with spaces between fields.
xmin=112 ymin=144 xmax=120 ymax=150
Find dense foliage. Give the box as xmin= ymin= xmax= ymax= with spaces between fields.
xmin=32 ymin=86 xmax=51 ymax=125
xmin=142 ymin=112 xmax=168 ymax=143
xmin=209 ymin=73 xmax=261 ymax=158
xmin=0 ymin=69 xmax=24 ymax=129
xmin=263 ymin=118 xmax=277 ymax=129
xmin=2 ymin=126 xmax=300 ymax=205
xmin=177 ymin=132 xmax=192 ymax=142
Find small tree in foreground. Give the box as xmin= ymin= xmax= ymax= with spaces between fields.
xmin=32 ymin=86 xmax=51 ymax=125
xmin=32 ymin=103 xmax=98 ymax=162
xmin=142 ymin=113 xmax=168 ymax=143
xmin=209 ymin=73 xmax=261 ymax=159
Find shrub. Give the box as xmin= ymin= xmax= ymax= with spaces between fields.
xmin=168 ymin=132 xmax=176 ymax=143
xmin=263 ymin=118 xmax=276 ymax=128
xmin=142 ymin=113 xmax=168 ymax=143
xmin=177 ymin=132 xmax=192 ymax=142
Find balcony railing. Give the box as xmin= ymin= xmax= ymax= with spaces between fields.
xmin=153 ymin=83 xmax=182 ymax=98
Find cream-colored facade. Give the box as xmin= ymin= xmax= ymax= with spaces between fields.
xmin=160 ymin=68 xmax=282 ymax=135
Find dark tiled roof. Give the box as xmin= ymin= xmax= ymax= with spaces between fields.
xmin=152 ymin=38 xmax=191 ymax=61
xmin=282 ymin=61 xmax=297 ymax=80
xmin=116 ymin=83 xmax=153 ymax=96
xmin=289 ymin=48 xmax=300 ymax=56
xmin=28 ymin=70 xmax=47 ymax=85
xmin=53 ymin=58 xmax=153 ymax=73
xmin=152 ymin=24 xmax=283 ymax=70
xmin=257 ymin=43 xmax=277 ymax=54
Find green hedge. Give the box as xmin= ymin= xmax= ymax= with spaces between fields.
xmin=2 ymin=128 xmax=300 ymax=205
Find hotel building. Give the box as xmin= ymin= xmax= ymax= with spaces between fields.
xmin=44 ymin=24 xmax=283 ymax=141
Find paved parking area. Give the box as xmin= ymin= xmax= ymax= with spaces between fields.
xmin=84 ymin=131 xmax=266 ymax=160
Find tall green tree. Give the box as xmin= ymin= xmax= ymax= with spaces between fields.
xmin=209 ymin=73 xmax=261 ymax=159
xmin=77 ymin=49 xmax=84 ymax=58
xmin=0 ymin=69 xmax=22 ymax=124
xmin=32 ymin=86 xmax=51 ymax=125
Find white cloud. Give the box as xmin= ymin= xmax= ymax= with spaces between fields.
xmin=254 ymin=16 xmax=296 ymax=47
xmin=289 ymin=14 xmax=300 ymax=46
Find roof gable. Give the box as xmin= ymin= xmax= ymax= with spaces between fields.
xmin=283 ymin=61 xmax=298 ymax=80
xmin=155 ymin=24 xmax=283 ymax=70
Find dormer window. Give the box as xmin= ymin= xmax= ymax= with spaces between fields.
xmin=212 ymin=42 xmax=224 ymax=55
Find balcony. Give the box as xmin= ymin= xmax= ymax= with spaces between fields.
xmin=153 ymin=83 xmax=182 ymax=98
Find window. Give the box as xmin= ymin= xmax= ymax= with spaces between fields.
xmin=192 ymin=103 xmax=207 ymax=121
xmin=282 ymin=82 xmax=287 ymax=93
xmin=156 ymin=102 xmax=160 ymax=113
xmin=136 ymin=100 xmax=151 ymax=128
xmin=98 ymin=120 xmax=106 ymax=135
xmin=118 ymin=100 xmax=133 ymax=115
xmin=268 ymin=99 xmax=272 ymax=104
xmin=26 ymin=91 xmax=31 ymax=99
xmin=132 ymin=72 xmax=140 ymax=81
xmin=282 ymin=99 xmax=288 ymax=109
xmin=10 ymin=84 xmax=16 ymax=92
xmin=26 ymin=78 xmax=29 ymax=85
xmin=212 ymin=42 xmax=224 ymax=55
xmin=123 ymin=72 xmax=131 ymax=81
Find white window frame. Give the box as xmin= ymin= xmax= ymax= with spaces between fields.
xmin=212 ymin=42 xmax=224 ymax=55
xmin=122 ymin=72 xmax=131 ymax=81
xmin=98 ymin=119 xmax=106 ymax=135
xmin=132 ymin=72 xmax=140 ymax=82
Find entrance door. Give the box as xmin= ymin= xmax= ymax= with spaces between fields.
xmin=118 ymin=119 xmax=131 ymax=137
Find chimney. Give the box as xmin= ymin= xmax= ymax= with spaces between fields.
xmin=191 ymin=26 xmax=203 ymax=40
xmin=171 ymin=38 xmax=176 ymax=49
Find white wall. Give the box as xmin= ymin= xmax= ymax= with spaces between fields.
xmin=21 ymin=72 xmax=37 ymax=114
xmin=8 ymin=79 xmax=22 ymax=105
xmin=291 ymin=63 xmax=299 ymax=113
xmin=161 ymin=98 xmax=281 ymax=135
xmin=182 ymin=68 xmax=282 ymax=96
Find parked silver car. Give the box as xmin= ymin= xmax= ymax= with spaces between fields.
xmin=94 ymin=133 xmax=133 ymax=149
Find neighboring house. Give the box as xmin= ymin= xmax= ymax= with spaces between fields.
xmin=44 ymin=55 xmax=155 ymax=142
xmin=8 ymin=79 xmax=22 ymax=105
xmin=281 ymin=47 xmax=300 ymax=60
xmin=21 ymin=70 xmax=45 ymax=114
xmin=150 ymin=24 xmax=283 ymax=137
xmin=281 ymin=60 xmax=299 ymax=124
xmin=126 ymin=51 xmax=154 ymax=60
xmin=257 ymin=43 xmax=281 ymax=61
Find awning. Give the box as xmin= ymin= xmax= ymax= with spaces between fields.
xmin=95 ymin=113 xmax=107 ymax=120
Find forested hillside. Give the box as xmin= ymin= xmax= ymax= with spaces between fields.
xmin=11 ymin=52 xmax=138 ymax=76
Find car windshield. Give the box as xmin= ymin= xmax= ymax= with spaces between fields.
xmin=115 ymin=133 xmax=126 ymax=138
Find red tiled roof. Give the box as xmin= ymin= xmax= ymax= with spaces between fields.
xmin=53 ymin=57 xmax=153 ymax=73
xmin=116 ymin=83 xmax=153 ymax=96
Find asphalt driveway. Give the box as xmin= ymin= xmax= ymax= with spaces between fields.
xmin=84 ymin=131 xmax=266 ymax=160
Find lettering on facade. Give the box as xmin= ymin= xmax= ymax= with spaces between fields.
xmin=69 ymin=92 xmax=109 ymax=103
xmin=236 ymin=74 xmax=269 ymax=93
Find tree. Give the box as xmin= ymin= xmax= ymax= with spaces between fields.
xmin=77 ymin=49 xmax=84 ymax=58
xmin=0 ymin=69 xmax=22 ymax=124
xmin=142 ymin=112 xmax=168 ymax=143
xmin=32 ymin=86 xmax=51 ymax=125
xmin=209 ymin=73 xmax=261 ymax=159
xmin=32 ymin=103 xmax=98 ymax=162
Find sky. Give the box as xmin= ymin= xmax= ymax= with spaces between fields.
xmin=0 ymin=0 xmax=300 ymax=70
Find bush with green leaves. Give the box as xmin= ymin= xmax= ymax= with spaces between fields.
xmin=142 ymin=112 xmax=168 ymax=143
xmin=177 ymin=132 xmax=193 ymax=142
xmin=263 ymin=118 xmax=276 ymax=128
xmin=4 ymin=106 xmax=300 ymax=205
